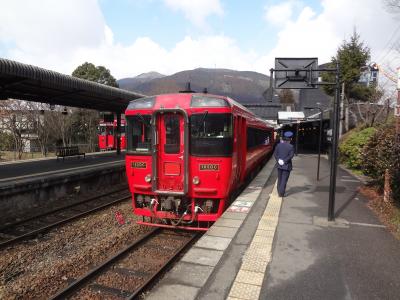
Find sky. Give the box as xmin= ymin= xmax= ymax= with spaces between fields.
xmin=0 ymin=0 xmax=399 ymax=81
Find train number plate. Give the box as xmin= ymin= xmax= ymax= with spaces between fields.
xmin=199 ymin=164 xmax=219 ymax=171
xmin=131 ymin=161 xmax=147 ymax=168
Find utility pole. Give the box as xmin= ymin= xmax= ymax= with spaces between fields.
xmin=396 ymin=68 xmax=400 ymax=148
xmin=340 ymin=82 xmax=345 ymax=136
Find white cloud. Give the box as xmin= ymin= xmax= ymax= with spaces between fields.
xmin=264 ymin=1 xmax=295 ymax=27
xmin=257 ymin=0 xmax=399 ymax=83
xmin=163 ymin=0 xmax=223 ymax=28
xmin=69 ymin=35 xmax=256 ymax=78
xmin=0 ymin=0 xmax=105 ymax=55
xmin=0 ymin=0 xmax=398 ymax=92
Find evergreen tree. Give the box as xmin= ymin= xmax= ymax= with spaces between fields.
xmin=322 ymin=30 xmax=372 ymax=101
xmin=72 ymin=62 xmax=118 ymax=87
xmin=71 ymin=62 xmax=119 ymax=151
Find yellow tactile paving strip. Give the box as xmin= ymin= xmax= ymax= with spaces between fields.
xmin=226 ymin=180 xmax=282 ymax=300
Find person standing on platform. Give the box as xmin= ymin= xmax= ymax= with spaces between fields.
xmin=274 ymin=131 xmax=295 ymax=197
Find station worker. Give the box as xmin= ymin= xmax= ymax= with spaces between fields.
xmin=273 ymin=131 xmax=295 ymax=197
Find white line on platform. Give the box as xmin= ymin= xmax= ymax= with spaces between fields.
xmin=340 ymin=179 xmax=360 ymax=182
xmin=227 ymin=180 xmax=282 ymax=300
xmin=348 ymin=222 xmax=386 ymax=228
xmin=0 ymin=160 xmax=124 ymax=182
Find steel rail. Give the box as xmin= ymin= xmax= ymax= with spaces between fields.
xmin=0 ymin=186 xmax=128 ymax=231
xmin=0 ymin=194 xmax=131 ymax=249
xmin=48 ymin=228 xmax=198 ymax=300
xmin=49 ymin=228 xmax=160 ymax=300
xmin=127 ymin=231 xmax=198 ymax=299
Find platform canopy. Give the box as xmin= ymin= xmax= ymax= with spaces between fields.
xmin=0 ymin=58 xmax=146 ymax=113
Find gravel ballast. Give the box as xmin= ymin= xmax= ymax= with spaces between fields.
xmin=0 ymin=199 xmax=152 ymax=300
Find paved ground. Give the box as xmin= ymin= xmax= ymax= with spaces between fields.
xmin=260 ymin=154 xmax=400 ymax=300
xmin=0 ymin=151 xmax=124 ymax=181
xmin=144 ymin=154 xmax=400 ymax=300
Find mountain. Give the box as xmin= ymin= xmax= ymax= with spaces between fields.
xmin=117 ymin=68 xmax=270 ymax=104
xmin=118 ymin=71 xmax=165 ymax=90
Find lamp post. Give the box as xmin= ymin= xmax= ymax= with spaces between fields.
xmin=304 ymin=105 xmax=323 ymax=181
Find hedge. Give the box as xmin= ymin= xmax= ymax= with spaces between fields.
xmin=339 ymin=127 xmax=377 ymax=169
xmin=361 ymin=122 xmax=400 ymax=203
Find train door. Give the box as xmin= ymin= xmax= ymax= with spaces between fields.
xmin=98 ymin=125 xmax=107 ymax=150
xmin=238 ymin=117 xmax=246 ymax=182
xmin=154 ymin=111 xmax=187 ymax=194
xmin=106 ymin=125 xmax=114 ymax=149
xmin=233 ymin=116 xmax=241 ymax=185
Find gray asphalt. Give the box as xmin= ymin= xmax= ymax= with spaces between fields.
xmin=260 ymin=154 xmax=400 ymax=300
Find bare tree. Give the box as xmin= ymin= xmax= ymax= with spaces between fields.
xmin=46 ymin=107 xmax=74 ymax=147
xmin=24 ymin=102 xmax=52 ymax=156
xmin=354 ymin=86 xmax=393 ymax=127
xmin=384 ymin=0 xmax=400 ymax=14
xmin=1 ymin=100 xmax=31 ymax=159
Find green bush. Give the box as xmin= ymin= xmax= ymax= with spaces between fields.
xmin=339 ymin=127 xmax=376 ymax=169
xmin=361 ymin=122 xmax=400 ymax=202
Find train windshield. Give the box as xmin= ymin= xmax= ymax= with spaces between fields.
xmin=98 ymin=125 xmax=114 ymax=136
xmin=126 ymin=115 xmax=152 ymax=154
xmin=190 ymin=113 xmax=233 ymax=156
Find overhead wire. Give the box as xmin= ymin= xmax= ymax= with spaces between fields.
xmin=375 ymin=23 xmax=400 ymax=63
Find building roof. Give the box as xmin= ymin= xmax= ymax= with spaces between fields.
xmin=0 ymin=58 xmax=145 ymax=112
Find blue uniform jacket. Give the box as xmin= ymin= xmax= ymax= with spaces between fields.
xmin=274 ymin=142 xmax=295 ymax=171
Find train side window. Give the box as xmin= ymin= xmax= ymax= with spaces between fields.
xmin=190 ymin=113 xmax=233 ymax=156
xmin=247 ymin=127 xmax=271 ymax=149
xmin=126 ymin=115 xmax=152 ymax=154
xmin=164 ymin=114 xmax=180 ymax=154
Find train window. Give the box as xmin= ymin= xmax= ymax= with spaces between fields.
xmin=98 ymin=126 xmax=106 ymax=135
xmin=126 ymin=115 xmax=152 ymax=154
xmin=190 ymin=113 xmax=233 ymax=156
xmin=164 ymin=114 xmax=180 ymax=154
xmin=247 ymin=128 xmax=271 ymax=149
xmin=127 ymin=97 xmax=156 ymax=109
xmin=191 ymin=95 xmax=229 ymax=107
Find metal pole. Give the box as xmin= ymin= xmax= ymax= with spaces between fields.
xmin=295 ymin=120 xmax=299 ymax=155
xmin=328 ymin=62 xmax=340 ymax=221
xmin=269 ymin=68 xmax=274 ymax=102
xmin=317 ymin=107 xmax=322 ymax=181
xmin=116 ymin=113 xmax=121 ymax=155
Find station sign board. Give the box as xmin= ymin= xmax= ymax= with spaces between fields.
xmin=274 ymin=57 xmax=318 ymax=89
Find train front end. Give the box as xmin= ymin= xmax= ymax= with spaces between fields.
xmin=125 ymin=94 xmax=234 ymax=231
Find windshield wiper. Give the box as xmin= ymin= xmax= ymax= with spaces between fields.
xmin=193 ymin=111 xmax=208 ymax=135
xmin=137 ymin=113 xmax=151 ymax=128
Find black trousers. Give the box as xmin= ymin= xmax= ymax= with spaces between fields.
xmin=277 ymin=168 xmax=291 ymax=197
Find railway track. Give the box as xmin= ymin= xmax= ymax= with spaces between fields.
xmin=0 ymin=188 xmax=131 ymax=249
xmin=49 ymin=228 xmax=198 ymax=300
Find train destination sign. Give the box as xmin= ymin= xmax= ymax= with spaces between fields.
xmin=131 ymin=162 xmax=147 ymax=168
xmin=199 ymin=164 xmax=219 ymax=171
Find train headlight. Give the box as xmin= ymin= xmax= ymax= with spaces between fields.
xmin=192 ymin=176 xmax=200 ymax=185
xmin=145 ymin=174 xmax=152 ymax=183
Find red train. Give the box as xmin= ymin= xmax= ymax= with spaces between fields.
xmin=125 ymin=93 xmax=274 ymax=230
xmin=98 ymin=118 xmax=126 ymax=151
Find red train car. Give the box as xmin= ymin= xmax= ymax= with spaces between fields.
xmin=125 ymin=93 xmax=274 ymax=230
xmin=98 ymin=119 xmax=126 ymax=151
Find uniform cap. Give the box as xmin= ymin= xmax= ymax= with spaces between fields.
xmin=284 ymin=131 xmax=293 ymax=138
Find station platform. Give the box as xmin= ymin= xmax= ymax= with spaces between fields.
xmin=0 ymin=151 xmax=125 ymax=187
xmin=146 ymin=154 xmax=400 ymax=300
xmin=0 ymin=151 xmax=126 ymax=223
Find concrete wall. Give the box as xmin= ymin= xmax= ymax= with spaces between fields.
xmin=0 ymin=165 xmax=127 ymax=223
